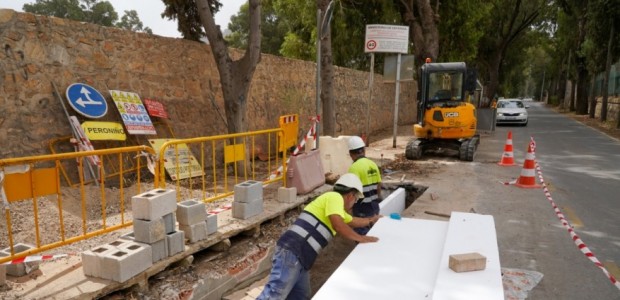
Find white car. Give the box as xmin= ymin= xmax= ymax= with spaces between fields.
xmin=496 ymin=99 xmax=529 ymax=126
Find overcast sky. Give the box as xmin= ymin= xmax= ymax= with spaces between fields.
xmin=0 ymin=0 xmax=246 ymax=38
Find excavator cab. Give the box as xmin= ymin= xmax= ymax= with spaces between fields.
xmin=406 ymin=61 xmax=479 ymax=161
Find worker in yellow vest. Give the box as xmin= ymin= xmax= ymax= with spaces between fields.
xmin=347 ymin=136 xmax=383 ymax=235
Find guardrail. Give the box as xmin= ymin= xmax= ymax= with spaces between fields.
xmin=154 ymin=128 xmax=287 ymax=202
xmin=0 ymin=146 xmax=156 ymax=264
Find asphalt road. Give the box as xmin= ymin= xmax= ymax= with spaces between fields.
xmin=473 ymin=102 xmax=620 ymax=299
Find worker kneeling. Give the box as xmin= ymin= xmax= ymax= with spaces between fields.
xmin=257 ymin=174 xmax=380 ymax=300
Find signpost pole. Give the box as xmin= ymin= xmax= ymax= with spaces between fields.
xmin=51 ymin=81 xmax=99 ymax=185
xmin=316 ymin=8 xmax=321 ymax=149
xmin=366 ymin=53 xmax=374 ymax=143
xmin=392 ymin=53 xmax=402 ymax=148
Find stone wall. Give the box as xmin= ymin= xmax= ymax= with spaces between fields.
xmin=0 ymin=9 xmax=416 ymax=159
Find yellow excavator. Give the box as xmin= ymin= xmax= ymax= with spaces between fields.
xmin=405 ymin=60 xmax=479 ymax=161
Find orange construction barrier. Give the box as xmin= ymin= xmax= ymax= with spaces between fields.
xmin=515 ymin=143 xmax=541 ymax=188
xmin=498 ymin=131 xmax=517 ymax=166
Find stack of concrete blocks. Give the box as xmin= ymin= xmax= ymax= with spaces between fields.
xmin=0 ymin=243 xmax=40 ymax=278
xmin=82 ymin=239 xmax=152 ymax=282
xmin=131 ymin=189 xmax=184 ymax=263
xmin=233 ymin=180 xmax=264 ymax=219
xmin=177 ymin=199 xmax=217 ymax=243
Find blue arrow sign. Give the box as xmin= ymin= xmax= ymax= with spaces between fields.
xmin=65 ymin=83 xmax=108 ymax=119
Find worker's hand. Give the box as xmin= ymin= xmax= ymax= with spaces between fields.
xmin=359 ymin=235 xmax=379 ymax=243
xmin=370 ymin=214 xmax=382 ymax=225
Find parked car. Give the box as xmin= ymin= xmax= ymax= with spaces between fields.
xmin=496 ymin=98 xmax=529 ymax=126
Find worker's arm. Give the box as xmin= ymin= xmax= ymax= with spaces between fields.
xmin=329 ymin=214 xmax=379 ymax=243
xmin=348 ymin=214 xmax=381 ymax=228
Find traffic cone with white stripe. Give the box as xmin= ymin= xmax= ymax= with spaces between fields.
xmin=498 ymin=131 xmax=517 ymax=166
xmin=515 ymin=143 xmax=541 ymax=188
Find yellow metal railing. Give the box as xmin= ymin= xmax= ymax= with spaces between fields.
xmin=0 ymin=146 xmax=156 ymax=264
xmin=154 ymin=128 xmax=287 ymax=203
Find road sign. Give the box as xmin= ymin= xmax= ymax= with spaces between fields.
xmin=65 ymin=83 xmax=108 ymax=119
xmin=364 ymin=24 xmax=409 ymax=53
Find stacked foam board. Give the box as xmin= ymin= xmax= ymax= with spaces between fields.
xmin=177 ymin=199 xmax=217 ymax=243
xmin=313 ymin=212 xmax=503 ymax=299
xmin=232 ymin=181 xmax=264 ymax=219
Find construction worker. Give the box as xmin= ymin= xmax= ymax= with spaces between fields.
xmin=257 ymin=174 xmax=380 ymax=300
xmin=347 ymin=136 xmax=382 ymax=235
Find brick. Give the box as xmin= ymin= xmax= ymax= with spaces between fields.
xmin=179 ymin=222 xmax=208 ymax=243
xmin=163 ymin=213 xmax=177 ymax=234
xmin=232 ymin=200 xmax=263 ymax=220
xmin=166 ymin=231 xmax=185 ymax=257
xmin=81 ymin=245 xmax=116 ymax=278
xmin=205 ymin=213 xmax=218 ymax=235
xmin=0 ymin=243 xmax=40 ymax=277
xmin=176 ymin=199 xmax=207 ymax=226
xmin=277 ymin=187 xmax=297 ymax=203
xmin=448 ymin=252 xmax=486 ymax=273
xmin=131 ymin=189 xmax=177 ymax=220
xmin=133 ymin=218 xmax=166 ymax=244
xmin=150 ymin=238 xmax=168 ymax=263
xmin=234 ymin=180 xmax=263 ymax=203
xmin=101 ymin=241 xmax=152 ymax=282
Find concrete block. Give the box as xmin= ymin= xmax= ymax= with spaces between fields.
xmin=81 ymin=245 xmax=116 ymax=278
xmin=0 ymin=265 xmax=5 ymax=285
xmin=448 ymin=252 xmax=487 ymax=273
xmin=163 ymin=213 xmax=177 ymax=234
xmin=234 ymin=180 xmax=263 ymax=203
xmin=277 ymin=187 xmax=297 ymax=203
xmin=133 ymin=218 xmax=166 ymax=243
xmin=179 ymin=222 xmax=208 ymax=243
xmin=166 ymin=230 xmax=185 ymax=257
xmin=150 ymin=238 xmax=168 ymax=263
xmin=102 ymin=241 xmax=152 ymax=282
xmin=176 ymin=199 xmax=207 ymax=226
xmin=131 ymin=189 xmax=177 ymax=221
xmin=206 ymin=213 xmax=218 ymax=235
xmin=0 ymin=243 xmax=40 ymax=277
xmin=232 ymin=200 xmax=263 ymax=220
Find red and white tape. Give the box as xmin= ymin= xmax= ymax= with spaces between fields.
xmin=533 ymin=151 xmax=620 ymax=290
xmin=208 ymin=203 xmax=232 ymax=215
xmin=2 ymin=254 xmax=68 ymax=265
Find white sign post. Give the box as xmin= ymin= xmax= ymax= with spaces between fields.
xmin=364 ymin=25 xmax=409 ymax=148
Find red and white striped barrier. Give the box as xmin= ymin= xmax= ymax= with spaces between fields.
xmin=532 ymin=148 xmax=620 ymax=290
xmin=2 ymin=254 xmax=68 ymax=265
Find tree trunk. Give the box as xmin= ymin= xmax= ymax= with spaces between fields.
xmin=602 ymin=18 xmax=614 ymax=123
xmin=402 ymin=0 xmax=439 ymax=68
xmin=486 ymin=51 xmax=503 ymax=102
xmin=196 ymin=0 xmax=261 ymax=134
xmin=588 ymin=76 xmax=596 ymax=119
xmin=318 ymin=0 xmax=336 ymax=137
xmin=575 ymin=63 xmax=588 ymax=115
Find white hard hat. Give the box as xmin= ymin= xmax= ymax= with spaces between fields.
xmin=335 ymin=173 xmax=364 ymax=199
xmin=348 ymin=136 xmax=366 ymax=151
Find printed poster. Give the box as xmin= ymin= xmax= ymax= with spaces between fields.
xmin=149 ymin=139 xmax=204 ymax=180
xmin=109 ymin=90 xmax=157 ymax=135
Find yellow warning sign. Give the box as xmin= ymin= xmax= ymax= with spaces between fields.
xmin=149 ymin=139 xmax=204 ymax=180
xmin=81 ymin=121 xmax=127 ymax=141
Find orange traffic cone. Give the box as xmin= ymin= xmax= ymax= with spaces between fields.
xmin=498 ymin=131 xmax=517 ymax=166
xmin=515 ymin=143 xmax=541 ymax=188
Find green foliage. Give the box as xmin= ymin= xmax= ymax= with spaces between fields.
xmin=226 ymin=0 xmax=286 ymax=54
xmin=585 ymin=0 xmax=620 ymax=73
xmin=161 ymin=0 xmax=222 ymax=41
xmin=437 ymin=0 xmax=492 ymax=63
xmin=117 ymin=10 xmax=153 ymax=34
xmin=23 ymin=0 xmax=152 ymax=33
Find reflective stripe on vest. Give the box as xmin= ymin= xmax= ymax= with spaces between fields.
xmin=290 ymin=212 xmax=332 ymax=254
xmin=361 ymin=184 xmax=379 ymax=203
